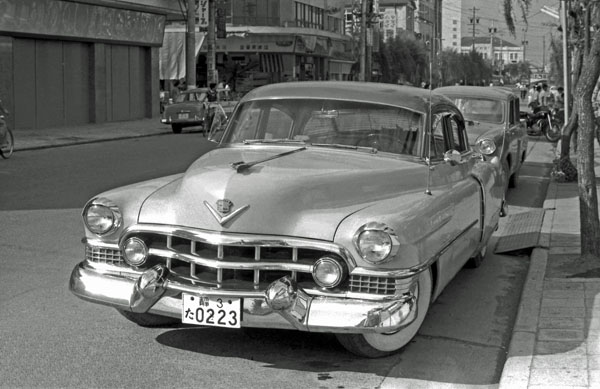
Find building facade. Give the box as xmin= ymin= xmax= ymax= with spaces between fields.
xmin=161 ymin=0 xmax=354 ymax=93
xmin=0 ymin=0 xmax=175 ymax=131
xmin=461 ymin=36 xmax=524 ymax=64
xmin=440 ymin=0 xmax=461 ymax=49
xmin=378 ymin=1 xmax=416 ymax=41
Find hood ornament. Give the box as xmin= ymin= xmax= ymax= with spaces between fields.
xmin=204 ymin=199 xmax=249 ymax=226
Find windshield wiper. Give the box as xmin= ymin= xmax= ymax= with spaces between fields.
xmin=310 ymin=143 xmax=376 ymax=152
xmin=243 ymin=139 xmax=305 ymax=144
xmin=231 ymin=147 xmax=307 ymax=173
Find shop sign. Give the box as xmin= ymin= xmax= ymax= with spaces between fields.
xmin=198 ymin=0 xmax=209 ymax=28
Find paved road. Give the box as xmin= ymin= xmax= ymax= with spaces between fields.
xmin=0 ymin=135 xmax=553 ymax=388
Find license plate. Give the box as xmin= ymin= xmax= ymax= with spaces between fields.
xmin=182 ymin=293 xmax=241 ymax=328
xmin=178 ymin=113 xmax=189 ymax=119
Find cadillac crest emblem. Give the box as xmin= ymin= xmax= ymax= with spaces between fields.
xmin=204 ymin=199 xmax=249 ymax=226
xmin=216 ymin=199 xmax=233 ymax=214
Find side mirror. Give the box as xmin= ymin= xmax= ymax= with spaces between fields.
xmin=443 ymin=149 xmax=462 ymax=165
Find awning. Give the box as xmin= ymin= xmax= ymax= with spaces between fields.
xmin=159 ymin=32 xmax=206 ymax=80
xmin=329 ymin=60 xmax=354 ymax=74
xmin=260 ymin=53 xmax=284 ymax=73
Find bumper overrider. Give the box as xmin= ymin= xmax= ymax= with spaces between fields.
xmin=69 ymin=261 xmax=420 ymax=334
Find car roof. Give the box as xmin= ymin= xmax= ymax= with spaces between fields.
xmin=240 ymin=81 xmax=454 ymax=113
xmin=435 ymin=85 xmax=516 ymax=99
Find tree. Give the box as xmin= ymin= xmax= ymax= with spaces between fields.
xmin=504 ymin=0 xmax=600 ymax=263
xmin=377 ymin=33 xmax=429 ymax=86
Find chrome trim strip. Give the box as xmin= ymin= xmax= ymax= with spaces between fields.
xmin=79 ymin=260 xmax=406 ymax=301
xmin=119 ymin=224 xmax=356 ymax=267
xmin=149 ymin=248 xmax=313 ymax=272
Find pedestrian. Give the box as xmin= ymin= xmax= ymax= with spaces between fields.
xmin=206 ymin=82 xmax=217 ymax=102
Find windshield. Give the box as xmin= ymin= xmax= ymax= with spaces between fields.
xmin=453 ymin=98 xmax=505 ymax=124
xmin=221 ymin=99 xmax=423 ymax=156
xmin=176 ymin=92 xmax=207 ymax=103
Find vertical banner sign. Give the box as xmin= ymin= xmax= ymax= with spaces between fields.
xmin=198 ymin=0 xmax=209 ymax=29
xmin=216 ymin=1 xmax=226 ymax=39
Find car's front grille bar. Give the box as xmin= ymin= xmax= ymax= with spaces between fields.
xmin=84 ymin=225 xmax=416 ymax=296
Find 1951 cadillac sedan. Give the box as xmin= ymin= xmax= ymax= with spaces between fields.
xmin=435 ymin=86 xmax=528 ymax=191
xmin=70 ymin=82 xmax=506 ymax=358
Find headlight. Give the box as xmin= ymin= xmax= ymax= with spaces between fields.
xmin=312 ymin=257 xmax=345 ymax=288
xmin=83 ymin=197 xmax=122 ymax=235
xmin=476 ymin=138 xmax=497 ymax=155
xmin=354 ymin=222 xmax=400 ymax=264
xmin=122 ymin=237 xmax=148 ymax=266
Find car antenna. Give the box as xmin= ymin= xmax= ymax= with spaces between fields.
xmin=425 ymin=48 xmax=433 ymax=196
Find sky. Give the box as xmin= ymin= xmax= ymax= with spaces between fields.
xmin=459 ymin=0 xmax=561 ymax=69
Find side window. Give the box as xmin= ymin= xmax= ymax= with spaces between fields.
xmin=230 ymin=106 xmax=262 ymax=142
xmin=264 ymin=107 xmax=293 ymax=139
xmin=448 ymin=114 xmax=467 ymax=152
xmin=427 ymin=113 xmax=447 ymax=159
xmin=508 ymin=98 xmax=516 ymax=125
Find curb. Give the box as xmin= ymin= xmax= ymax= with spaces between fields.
xmin=14 ymin=131 xmax=172 ymax=152
xmin=498 ymin=179 xmax=557 ymax=389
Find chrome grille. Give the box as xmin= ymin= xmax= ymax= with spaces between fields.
xmin=348 ymin=275 xmax=397 ymax=295
xmin=85 ymin=245 xmax=123 ymax=264
xmin=136 ymin=232 xmax=333 ymax=292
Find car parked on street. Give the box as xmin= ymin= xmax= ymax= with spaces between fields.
xmin=161 ymin=88 xmax=237 ymax=134
xmin=70 ymin=82 xmax=506 ymax=358
xmin=436 ymin=85 xmax=528 ymax=191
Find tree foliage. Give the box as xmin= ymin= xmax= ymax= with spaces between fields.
xmin=377 ymin=33 xmax=429 ymax=85
xmin=438 ymin=49 xmax=493 ymax=86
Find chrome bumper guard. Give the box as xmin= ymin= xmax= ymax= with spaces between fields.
xmin=69 ymin=262 xmax=418 ymax=334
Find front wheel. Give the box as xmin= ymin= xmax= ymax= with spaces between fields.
xmin=171 ymin=124 xmax=182 ymax=134
xmin=545 ymin=122 xmax=561 ymax=142
xmin=0 ymin=127 xmax=14 ymax=159
xmin=335 ymin=269 xmax=433 ymax=358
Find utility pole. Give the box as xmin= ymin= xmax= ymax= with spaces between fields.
xmin=359 ymin=0 xmax=367 ymax=81
xmin=185 ymin=0 xmax=196 ymax=89
xmin=521 ymin=27 xmax=528 ymax=63
xmin=489 ymin=23 xmax=497 ymax=66
xmin=468 ymin=7 xmax=479 ymax=52
xmin=542 ymin=35 xmax=545 ymax=72
xmin=207 ymin=0 xmax=217 ymax=85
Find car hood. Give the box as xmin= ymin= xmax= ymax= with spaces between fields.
xmin=465 ymin=121 xmax=503 ymax=144
xmin=138 ymin=146 xmax=427 ymax=241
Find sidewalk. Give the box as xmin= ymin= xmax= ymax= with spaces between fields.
xmin=12 ymin=117 xmax=172 ymax=151
xmin=500 ymin=145 xmax=600 ymax=388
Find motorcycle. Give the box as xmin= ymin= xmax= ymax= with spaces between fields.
xmin=520 ymin=103 xmax=562 ymax=142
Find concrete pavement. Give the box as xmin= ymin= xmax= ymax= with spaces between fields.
xmin=7 ymin=118 xmax=600 ymax=387
xmin=11 ymin=117 xmax=173 ymax=151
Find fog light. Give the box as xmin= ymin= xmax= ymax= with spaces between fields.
xmin=123 ymin=237 xmax=148 ymax=266
xmin=312 ymin=257 xmax=344 ymax=288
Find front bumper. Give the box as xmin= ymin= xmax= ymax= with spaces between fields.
xmin=69 ymin=261 xmax=418 ymax=334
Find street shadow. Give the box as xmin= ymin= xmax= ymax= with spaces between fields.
xmin=156 ymin=326 xmax=402 ymax=376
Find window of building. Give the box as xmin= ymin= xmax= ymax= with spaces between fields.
xmin=453 ymin=19 xmax=458 ymax=24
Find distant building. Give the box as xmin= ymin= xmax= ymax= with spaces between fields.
xmin=461 ymin=36 xmax=524 ymax=64
xmin=377 ymin=1 xmax=416 ymax=41
xmin=441 ymin=0 xmax=462 ymax=49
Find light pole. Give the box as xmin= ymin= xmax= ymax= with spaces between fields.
xmin=185 ymin=0 xmax=196 ymax=89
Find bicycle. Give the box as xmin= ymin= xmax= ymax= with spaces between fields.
xmin=0 ymin=99 xmax=13 ymax=159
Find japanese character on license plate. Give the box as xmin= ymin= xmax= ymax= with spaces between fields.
xmin=182 ymin=293 xmax=241 ymax=328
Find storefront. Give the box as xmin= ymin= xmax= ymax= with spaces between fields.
xmin=159 ymin=25 xmax=355 ymax=94
xmin=0 ymin=0 xmax=168 ymax=130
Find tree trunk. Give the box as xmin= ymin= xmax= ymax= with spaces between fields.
xmin=560 ymin=43 xmax=583 ymax=158
xmin=575 ymin=5 xmax=600 ymax=259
